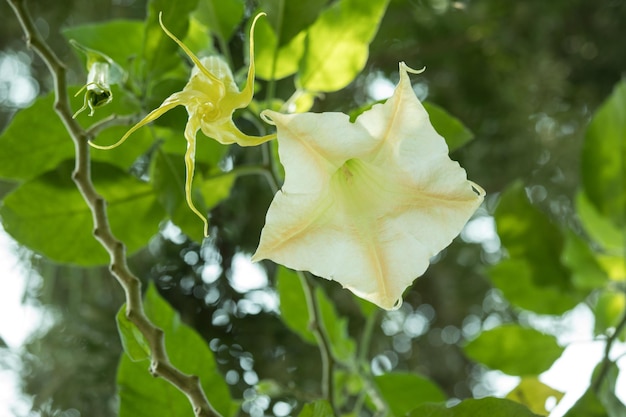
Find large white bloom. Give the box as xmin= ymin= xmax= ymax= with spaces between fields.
xmin=253 ymin=63 xmax=485 ymax=309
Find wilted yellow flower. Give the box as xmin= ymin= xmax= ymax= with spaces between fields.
xmin=253 ymin=62 xmax=485 ymax=310
xmin=91 ymin=13 xmax=274 ymax=236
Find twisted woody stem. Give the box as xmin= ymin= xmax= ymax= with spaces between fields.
xmin=6 ymin=1 xmax=221 ymax=416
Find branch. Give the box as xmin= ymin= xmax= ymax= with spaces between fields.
xmin=592 ymin=305 xmax=626 ymax=393
xmin=297 ymin=271 xmax=339 ymax=414
xmin=6 ymin=1 xmax=222 ymax=415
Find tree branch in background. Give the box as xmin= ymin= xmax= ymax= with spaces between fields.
xmin=298 ymin=271 xmax=338 ymax=413
xmin=593 ymin=306 xmax=626 ymax=393
xmin=6 ymin=0 xmax=221 ymax=415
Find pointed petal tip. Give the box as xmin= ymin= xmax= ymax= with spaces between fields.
xmin=260 ymin=110 xmax=279 ymax=126
xmin=399 ymin=61 xmax=426 ymax=75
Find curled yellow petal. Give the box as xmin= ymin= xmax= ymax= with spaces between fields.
xmin=239 ymin=12 xmax=265 ymax=104
xmin=89 ymin=94 xmax=183 ymax=150
xmin=158 ymin=12 xmax=223 ymax=95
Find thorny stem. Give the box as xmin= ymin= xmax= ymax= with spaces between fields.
xmin=6 ymin=1 xmax=221 ymax=416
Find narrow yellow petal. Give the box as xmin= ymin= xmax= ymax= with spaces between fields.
xmin=89 ymin=94 xmax=182 ymax=150
xmin=183 ymin=118 xmax=210 ymax=237
xmin=239 ymin=12 xmax=265 ymax=104
xmin=158 ymin=12 xmax=224 ymax=96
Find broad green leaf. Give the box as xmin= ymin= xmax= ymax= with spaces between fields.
xmin=581 ymin=80 xmax=626 ymax=229
xmin=561 ymin=230 xmax=608 ymax=290
xmin=253 ymin=17 xmax=306 ymax=80
xmin=576 ymin=191 xmax=624 ymax=256
xmin=506 ymin=377 xmax=564 ymax=416
xmin=492 ymin=182 xmax=581 ymax=314
xmin=298 ymin=0 xmax=389 ymax=92
xmin=375 ymin=372 xmax=446 ymax=417
xmin=62 ymin=20 xmax=144 ymax=70
xmin=463 ymin=324 xmax=563 ymax=376
xmin=276 ymin=266 xmax=317 ymax=344
xmin=408 ymin=397 xmax=543 ymax=417
xmin=143 ymin=0 xmax=199 ymax=80
xmin=593 ymin=289 xmax=626 ymax=340
xmin=194 ymin=0 xmax=244 ymax=43
xmin=0 ymin=161 xmax=164 ymax=265
xmin=117 ymin=285 xmax=237 ymax=417
xmin=423 ymin=102 xmax=474 ymax=152
xmin=489 ymin=259 xmax=580 ymax=315
xmin=116 ymin=304 xmax=150 ymax=362
xmin=0 ymin=92 xmax=74 ymax=181
xmin=259 ymin=0 xmax=328 ymax=47
xmin=297 ymin=400 xmax=333 ymax=417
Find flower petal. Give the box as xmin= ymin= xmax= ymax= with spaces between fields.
xmin=255 ymin=63 xmax=484 ymax=309
xmin=182 ymin=115 xmax=209 ymax=237
xmin=90 ymin=93 xmax=185 ymax=150
xmin=201 ymin=118 xmax=275 ymax=147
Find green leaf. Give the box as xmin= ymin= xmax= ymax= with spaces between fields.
xmin=276 ymin=266 xmax=317 ymax=344
xmin=581 ymin=80 xmax=626 ymax=229
xmin=489 ymin=259 xmax=580 ymax=315
xmin=253 ymin=17 xmax=306 ymax=81
xmin=561 ymin=230 xmax=608 ymax=290
xmin=0 ymin=92 xmax=74 ymax=181
xmin=62 ymin=20 xmax=145 ymax=71
xmin=375 ymin=372 xmax=446 ymax=417
xmin=117 ymin=285 xmax=237 ymax=417
xmin=252 ymin=0 xmax=327 ymax=80
xmin=194 ymin=0 xmax=244 ymax=43
xmin=492 ymin=182 xmax=581 ymax=314
xmin=0 ymin=161 xmax=164 ymax=265
xmin=116 ymin=304 xmax=150 ymax=362
xmin=463 ymin=324 xmax=563 ymax=376
xmin=298 ymin=0 xmax=389 ymax=92
xmin=259 ymin=0 xmax=328 ymax=47
xmin=506 ymin=377 xmax=564 ymax=416
xmin=143 ymin=0 xmax=199 ymax=80
xmin=576 ymin=191 xmax=624 ymax=256
xmin=593 ymin=289 xmax=626 ymax=340
xmin=408 ymin=397 xmax=543 ymax=417
xmin=423 ymin=102 xmax=474 ymax=152
xmin=297 ymin=400 xmax=333 ymax=417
